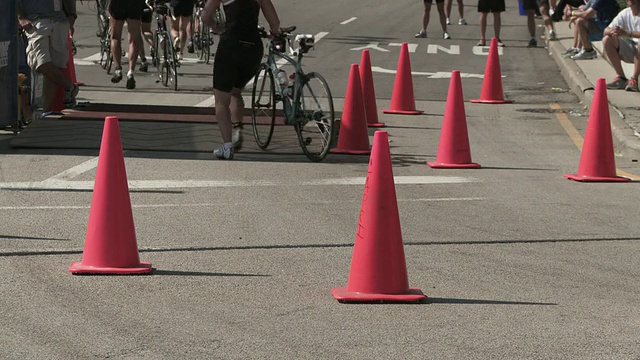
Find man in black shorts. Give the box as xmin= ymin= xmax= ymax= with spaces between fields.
xmin=523 ymin=0 xmax=557 ymax=47
xmin=109 ymin=0 xmax=145 ymax=89
xmin=203 ymin=0 xmax=282 ymax=160
xmin=477 ymin=0 xmax=505 ymax=46
xmin=170 ymin=0 xmax=196 ymax=60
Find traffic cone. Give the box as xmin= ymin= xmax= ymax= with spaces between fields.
xmin=330 ymin=64 xmax=371 ymax=155
xmin=69 ymin=116 xmax=153 ymax=274
xmin=564 ymin=78 xmax=630 ymax=182
xmin=359 ymin=50 xmax=385 ymax=127
xmin=382 ymin=43 xmax=424 ymax=115
xmin=470 ymin=38 xmax=513 ymax=104
xmin=332 ymin=131 xmax=426 ymax=303
xmin=67 ymin=32 xmax=84 ymax=86
xmin=428 ymin=70 xmax=481 ymax=169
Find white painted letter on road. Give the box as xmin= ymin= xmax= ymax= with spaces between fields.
xmin=427 ymin=44 xmax=460 ymax=55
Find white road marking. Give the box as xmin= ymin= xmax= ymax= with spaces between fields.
xmin=389 ymin=43 xmax=419 ymax=53
xmin=340 ymin=17 xmax=357 ymax=25
xmin=0 ymin=197 xmax=484 ymax=211
xmin=195 ymin=31 xmax=329 ymax=108
xmin=371 ymin=66 xmax=486 ymax=78
xmin=0 ymin=176 xmax=477 ymax=191
xmin=44 ymin=157 xmax=101 ymax=182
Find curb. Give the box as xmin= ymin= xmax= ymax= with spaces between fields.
xmin=548 ymin=39 xmax=640 ymax=161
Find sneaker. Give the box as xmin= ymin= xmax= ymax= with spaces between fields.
xmin=232 ymin=127 xmax=244 ymax=151
xmin=458 ymin=18 xmax=467 ymax=25
xmin=607 ymin=76 xmax=628 ymax=90
xmin=178 ymin=52 xmax=184 ymax=61
xmin=63 ymin=83 xmax=79 ymax=108
xmin=443 ymin=32 xmax=451 ymax=40
xmin=126 ymin=74 xmax=136 ymax=90
xmin=111 ymin=68 xmax=123 ymax=83
xmin=528 ymin=38 xmax=537 ymax=47
xmin=213 ymin=146 xmax=234 ymax=160
xmin=625 ymin=78 xmax=639 ymax=92
xmin=571 ymin=49 xmax=597 ymax=60
xmin=446 ymin=18 xmax=451 ymax=25
xmin=496 ymin=39 xmax=505 ymax=47
xmin=414 ymin=30 xmax=427 ymax=38
xmin=561 ymin=47 xmax=580 ymax=58
xmin=477 ymin=39 xmax=486 ymax=46
xmin=548 ymin=30 xmax=557 ymax=41
xmin=139 ymin=61 xmax=148 ymax=72
xmin=187 ymin=42 xmax=194 ymax=54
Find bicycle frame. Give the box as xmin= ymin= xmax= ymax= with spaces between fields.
xmin=263 ymin=40 xmax=307 ymax=125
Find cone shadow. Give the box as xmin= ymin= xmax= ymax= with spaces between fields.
xmin=426 ymin=297 xmax=557 ymax=305
xmin=152 ymin=269 xmax=271 ymax=277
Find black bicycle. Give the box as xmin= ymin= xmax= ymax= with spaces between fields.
xmin=147 ymin=0 xmax=179 ymax=90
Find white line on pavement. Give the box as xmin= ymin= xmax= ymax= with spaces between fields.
xmin=0 ymin=176 xmax=477 ymax=191
xmin=0 ymin=197 xmax=484 ymax=210
xmin=44 ymin=157 xmax=101 ymax=182
xmin=371 ymin=66 xmax=486 ymax=78
xmin=340 ymin=17 xmax=357 ymax=25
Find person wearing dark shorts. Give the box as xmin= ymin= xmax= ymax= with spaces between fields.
xmin=109 ymin=0 xmax=145 ymax=89
xmin=415 ymin=0 xmax=450 ymax=39
xmin=170 ymin=0 xmax=196 ymax=59
xmin=138 ymin=0 xmax=153 ymax=71
xmin=523 ymin=0 xmax=557 ymax=47
xmin=477 ymin=0 xmax=505 ymax=46
xmin=203 ymin=0 xmax=282 ymax=160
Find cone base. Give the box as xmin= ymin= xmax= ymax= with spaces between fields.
xmin=564 ymin=174 xmax=631 ymax=182
xmin=427 ymin=161 xmax=481 ymax=169
xmin=331 ymin=287 xmax=426 ymax=303
xmin=330 ymin=148 xmax=371 ymax=155
xmin=469 ymin=99 xmax=513 ymax=104
xmin=382 ymin=109 xmax=424 ymax=115
xmin=69 ymin=261 xmax=153 ymax=275
xmin=367 ymin=122 xmax=386 ymax=128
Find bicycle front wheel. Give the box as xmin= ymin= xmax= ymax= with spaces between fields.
xmin=295 ymin=72 xmax=335 ymax=162
xmin=251 ymin=64 xmax=277 ymax=149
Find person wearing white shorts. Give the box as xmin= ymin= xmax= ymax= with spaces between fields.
xmin=18 ymin=0 xmax=79 ymax=111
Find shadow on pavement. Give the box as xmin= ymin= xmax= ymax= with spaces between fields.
xmin=152 ymin=269 xmax=271 ymax=277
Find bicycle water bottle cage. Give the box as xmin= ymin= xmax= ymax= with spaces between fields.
xmin=295 ymin=34 xmax=315 ymax=54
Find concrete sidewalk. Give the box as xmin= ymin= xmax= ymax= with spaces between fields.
xmin=548 ymin=18 xmax=640 ymax=160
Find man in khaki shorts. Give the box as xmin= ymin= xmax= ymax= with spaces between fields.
xmin=18 ymin=0 xmax=79 ymax=112
xmin=603 ymin=0 xmax=640 ymax=92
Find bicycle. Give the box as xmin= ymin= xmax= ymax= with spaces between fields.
xmin=251 ymin=26 xmax=335 ymax=162
xmin=96 ymin=0 xmax=113 ymax=74
xmin=147 ymin=0 xmax=179 ymax=90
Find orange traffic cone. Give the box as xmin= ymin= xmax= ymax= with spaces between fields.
xmin=359 ymin=50 xmax=385 ymax=127
xmin=382 ymin=43 xmax=424 ymax=115
xmin=330 ymin=64 xmax=371 ymax=155
xmin=67 ymin=33 xmax=84 ymax=86
xmin=428 ymin=70 xmax=481 ymax=169
xmin=470 ymin=37 xmax=513 ymax=104
xmin=564 ymin=78 xmax=630 ymax=182
xmin=69 ymin=116 xmax=153 ymax=274
xmin=332 ymin=131 xmax=426 ymax=303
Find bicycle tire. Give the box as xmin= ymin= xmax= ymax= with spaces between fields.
xmin=203 ymin=27 xmax=211 ymax=64
xmin=295 ymin=72 xmax=335 ymax=162
xmin=161 ymin=36 xmax=169 ymax=87
xmin=152 ymin=31 xmax=160 ymax=68
xmin=166 ymin=38 xmax=179 ymax=90
xmin=251 ymin=64 xmax=277 ymax=149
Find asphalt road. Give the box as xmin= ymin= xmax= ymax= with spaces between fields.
xmin=1 ymin=0 xmax=640 ymax=359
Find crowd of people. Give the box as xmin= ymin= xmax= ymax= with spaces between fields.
xmin=17 ymin=0 xmax=282 ymax=160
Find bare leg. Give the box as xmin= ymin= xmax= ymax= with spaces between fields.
xmin=422 ymin=2 xmax=432 ymax=32
xmin=493 ymin=12 xmax=501 ymax=40
xmin=230 ymin=88 xmax=245 ymax=126
xmin=214 ymin=89 xmax=233 ymax=143
xmin=603 ymin=36 xmax=625 ymax=78
xmin=479 ymin=12 xmax=488 ymax=41
xmin=38 ymin=63 xmax=73 ymax=111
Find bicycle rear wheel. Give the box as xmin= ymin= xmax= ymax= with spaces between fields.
xmin=160 ymin=36 xmax=169 ymax=87
xmin=251 ymin=64 xmax=277 ymax=149
xmin=295 ymin=72 xmax=335 ymax=162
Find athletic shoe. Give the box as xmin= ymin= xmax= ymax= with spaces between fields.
xmin=446 ymin=18 xmax=451 ymax=25
xmin=126 ymin=74 xmax=136 ymax=90
xmin=414 ymin=30 xmax=427 ymax=38
xmin=607 ymin=76 xmax=628 ymax=90
xmin=571 ymin=49 xmax=597 ymax=60
xmin=213 ymin=146 xmax=234 ymax=160
xmin=63 ymin=83 xmax=79 ymax=109
xmin=625 ymin=78 xmax=638 ymax=92
xmin=458 ymin=18 xmax=467 ymax=25
xmin=111 ymin=68 xmax=123 ymax=83
xmin=139 ymin=61 xmax=148 ymax=72
xmin=444 ymin=32 xmax=451 ymax=39
xmin=561 ymin=47 xmax=580 ymax=58
xmin=548 ymin=30 xmax=557 ymax=40
xmin=528 ymin=38 xmax=537 ymax=47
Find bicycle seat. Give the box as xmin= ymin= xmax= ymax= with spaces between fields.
xmin=281 ymin=26 xmax=297 ymax=34
xmin=156 ymin=4 xmax=168 ymax=15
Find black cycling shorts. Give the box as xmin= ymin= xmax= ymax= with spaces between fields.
xmin=171 ymin=0 xmax=196 ymax=17
xmin=213 ymin=39 xmax=264 ymax=93
xmin=141 ymin=1 xmax=153 ymax=23
xmin=477 ymin=0 xmax=506 ymax=12
xmin=423 ymin=0 xmax=445 ymax=4
xmin=110 ymin=0 xmax=144 ymax=20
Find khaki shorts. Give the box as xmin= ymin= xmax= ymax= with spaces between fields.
xmin=618 ymin=38 xmax=638 ymax=64
xmin=25 ymin=18 xmax=70 ymax=71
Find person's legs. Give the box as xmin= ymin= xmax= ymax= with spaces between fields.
xmin=422 ymin=1 xmax=432 ymax=32
xmin=445 ymin=0 xmax=453 ymax=22
xmin=436 ymin=1 xmax=448 ymax=36
xmin=492 ymin=12 xmax=501 ymax=40
xmin=457 ymin=0 xmax=465 ymax=22
xmin=576 ymin=18 xmax=591 ymax=50
xmin=179 ymin=16 xmax=191 ymax=57
xmin=110 ymin=19 xmax=125 ymax=82
xmin=479 ymin=12 xmax=488 ymax=43
xmin=603 ymin=35 xmax=625 ymax=77
xmin=40 ymin=64 xmax=74 ymax=111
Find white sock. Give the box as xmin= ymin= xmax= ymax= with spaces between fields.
xmin=223 ymin=142 xmax=233 ymax=150
xmin=127 ymin=70 xmax=134 ymax=77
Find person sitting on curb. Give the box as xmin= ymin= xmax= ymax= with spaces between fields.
xmin=561 ymin=0 xmax=620 ymax=59
xmin=603 ymin=0 xmax=640 ymax=92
